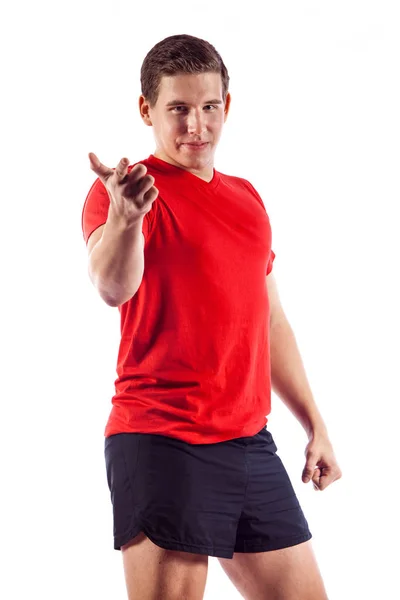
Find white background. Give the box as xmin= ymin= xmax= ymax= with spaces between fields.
xmin=1 ymin=0 xmax=399 ymax=598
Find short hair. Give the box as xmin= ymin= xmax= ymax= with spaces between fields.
xmin=140 ymin=34 xmax=230 ymax=109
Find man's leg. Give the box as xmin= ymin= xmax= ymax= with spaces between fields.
xmin=218 ymin=539 xmax=328 ymax=600
xmin=121 ymin=531 xmax=209 ymax=600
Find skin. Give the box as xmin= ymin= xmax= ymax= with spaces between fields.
xmin=138 ymin=71 xmax=232 ymax=183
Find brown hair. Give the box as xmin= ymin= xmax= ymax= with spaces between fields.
xmin=140 ymin=34 xmax=230 ymax=109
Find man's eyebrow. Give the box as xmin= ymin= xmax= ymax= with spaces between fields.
xmin=165 ymin=99 xmax=223 ymax=106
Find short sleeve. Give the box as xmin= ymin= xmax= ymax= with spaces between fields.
xmin=81 ymin=172 xmax=152 ymax=246
xmin=81 ymin=178 xmax=110 ymax=245
xmin=241 ymin=178 xmax=275 ymax=276
xmin=267 ymin=249 xmax=276 ymax=275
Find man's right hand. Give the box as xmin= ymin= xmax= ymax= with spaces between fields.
xmin=88 ymin=152 xmax=159 ymax=224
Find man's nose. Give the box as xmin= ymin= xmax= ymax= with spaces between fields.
xmin=187 ymin=110 xmax=207 ymax=135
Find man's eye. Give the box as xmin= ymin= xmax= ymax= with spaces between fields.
xmin=172 ymin=105 xmax=215 ymax=112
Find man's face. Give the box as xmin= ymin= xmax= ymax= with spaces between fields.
xmin=139 ymin=72 xmax=231 ymax=181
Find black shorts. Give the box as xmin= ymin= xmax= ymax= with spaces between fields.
xmin=104 ymin=426 xmax=312 ymax=559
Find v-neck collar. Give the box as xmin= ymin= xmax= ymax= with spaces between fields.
xmin=146 ymin=154 xmax=221 ymax=191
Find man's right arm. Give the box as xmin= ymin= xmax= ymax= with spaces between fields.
xmin=87 ymin=212 xmax=145 ymax=307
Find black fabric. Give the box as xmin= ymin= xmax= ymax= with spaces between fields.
xmin=104 ymin=426 xmax=312 ymax=558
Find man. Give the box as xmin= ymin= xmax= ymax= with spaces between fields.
xmin=82 ymin=34 xmax=341 ymax=600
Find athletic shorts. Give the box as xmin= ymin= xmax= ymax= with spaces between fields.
xmin=104 ymin=425 xmax=312 ymax=559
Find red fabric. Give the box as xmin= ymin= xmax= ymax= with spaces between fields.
xmin=82 ymin=154 xmax=276 ymax=444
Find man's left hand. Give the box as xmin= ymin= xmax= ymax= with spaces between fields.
xmin=302 ymin=433 xmax=342 ymax=491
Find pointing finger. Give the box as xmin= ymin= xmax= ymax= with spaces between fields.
xmin=114 ymin=157 xmax=130 ymax=180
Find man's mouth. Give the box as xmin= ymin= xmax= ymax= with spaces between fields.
xmin=183 ymin=142 xmax=209 ymax=149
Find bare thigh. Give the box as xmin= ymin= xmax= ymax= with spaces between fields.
xmin=121 ymin=531 xmax=209 ymax=600
xmin=218 ymin=539 xmax=328 ymax=600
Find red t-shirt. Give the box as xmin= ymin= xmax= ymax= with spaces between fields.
xmin=82 ymin=154 xmax=276 ymax=444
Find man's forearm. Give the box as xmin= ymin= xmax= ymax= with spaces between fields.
xmin=269 ymin=316 xmax=327 ymax=438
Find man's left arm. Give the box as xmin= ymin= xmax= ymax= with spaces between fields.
xmin=267 ymin=271 xmax=342 ymax=491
